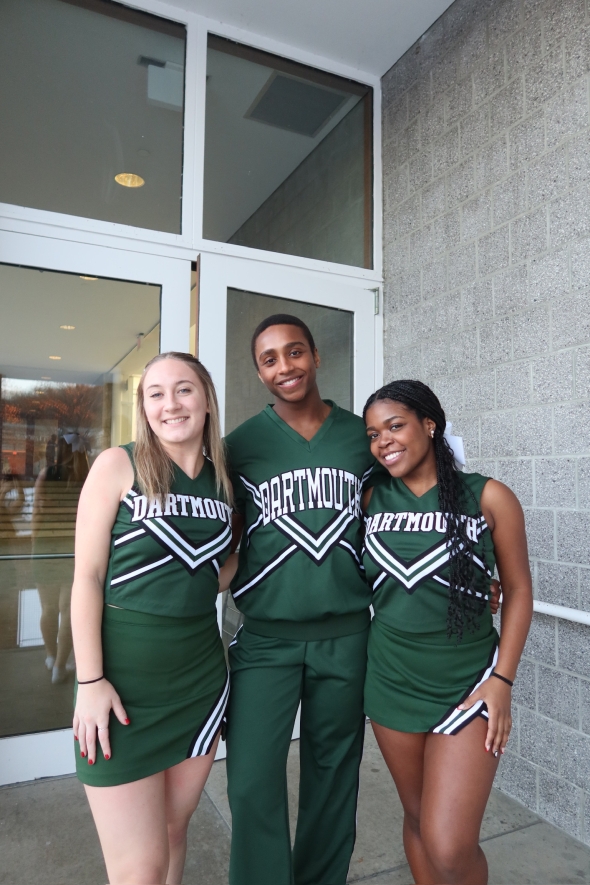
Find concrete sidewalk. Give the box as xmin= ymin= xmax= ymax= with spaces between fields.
xmin=1 ymin=731 xmax=590 ymax=884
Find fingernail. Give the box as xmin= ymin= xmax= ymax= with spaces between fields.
xmin=105 ymin=755 xmax=110 ymax=760
xmin=88 ymin=759 xmax=94 ymax=765
xmin=125 ymin=718 xmax=130 ymax=725
xmin=501 ymin=748 xmax=505 ymax=755
xmin=74 ymin=736 xmax=78 ymax=741
xmin=80 ymin=751 xmax=86 ymax=758
xmin=494 ymin=751 xmax=499 ymax=758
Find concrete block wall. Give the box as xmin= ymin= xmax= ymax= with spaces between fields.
xmin=381 ymin=0 xmax=590 ymax=843
xmin=229 ymin=100 xmax=367 ymax=268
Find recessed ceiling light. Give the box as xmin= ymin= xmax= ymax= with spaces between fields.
xmin=41 ymin=376 xmax=51 ymax=380
xmin=80 ymin=275 xmax=98 ymax=281
xmin=115 ymin=172 xmax=145 ymax=188
xmin=60 ymin=325 xmax=75 ymax=330
xmin=49 ymin=355 xmax=61 ymax=360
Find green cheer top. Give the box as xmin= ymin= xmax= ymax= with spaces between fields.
xmin=226 ymin=402 xmax=376 ymax=639
xmin=104 ymin=443 xmax=232 ymax=617
xmin=363 ymin=471 xmax=495 ymax=635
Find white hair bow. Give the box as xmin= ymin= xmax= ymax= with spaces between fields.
xmin=444 ymin=422 xmax=465 ymax=470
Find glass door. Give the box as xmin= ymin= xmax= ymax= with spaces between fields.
xmin=198 ymin=252 xmax=379 ymax=747
xmin=199 ymin=252 xmax=378 ymax=425
xmin=0 ymin=231 xmax=191 ymax=785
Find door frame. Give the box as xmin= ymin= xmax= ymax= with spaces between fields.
xmin=0 ymin=230 xmax=193 ymax=785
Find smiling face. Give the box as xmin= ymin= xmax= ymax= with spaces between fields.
xmin=254 ymin=324 xmax=320 ymax=404
xmin=141 ymin=358 xmax=209 ymax=449
xmin=365 ymin=399 xmax=437 ymax=479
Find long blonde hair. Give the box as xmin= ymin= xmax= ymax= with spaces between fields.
xmin=134 ymin=352 xmax=232 ymax=506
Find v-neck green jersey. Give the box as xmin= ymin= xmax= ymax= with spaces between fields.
xmin=104 ymin=444 xmax=232 ymax=617
xmin=363 ymin=472 xmax=495 ymax=634
xmin=225 ymin=402 xmax=376 ymax=630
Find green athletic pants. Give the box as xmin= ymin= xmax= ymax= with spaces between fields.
xmin=226 ymin=626 xmax=368 ymax=885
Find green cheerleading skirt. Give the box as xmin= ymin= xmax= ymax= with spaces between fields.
xmin=365 ymin=617 xmax=499 ymax=735
xmin=75 ymin=606 xmax=228 ymax=787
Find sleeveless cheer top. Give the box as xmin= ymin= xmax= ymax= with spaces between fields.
xmin=104 ymin=443 xmax=232 ymax=618
xmin=363 ymin=472 xmax=495 ymax=635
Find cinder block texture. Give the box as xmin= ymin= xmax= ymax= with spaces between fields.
xmin=382 ymin=0 xmax=590 ymax=845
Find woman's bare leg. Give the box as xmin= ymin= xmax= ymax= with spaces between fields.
xmin=420 ymin=718 xmax=499 ymax=885
xmin=85 ymin=736 xmax=220 ymax=884
xmin=164 ymin=734 xmax=220 ymax=884
xmin=37 ymin=584 xmax=59 ymax=660
xmin=373 ymin=718 xmax=499 ymax=885
xmin=371 ymin=722 xmax=438 ymax=884
xmin=55 ymin=583 xmax=73 ymax=669
xmin=85 ymin=773 xmax=169 ymax=884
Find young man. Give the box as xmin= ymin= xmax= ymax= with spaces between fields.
xmin=224 ymin=314 xmax=375 ymax=885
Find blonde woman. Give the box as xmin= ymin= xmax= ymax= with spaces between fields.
xmin=71 ymin=353 xmax=233 ymax=885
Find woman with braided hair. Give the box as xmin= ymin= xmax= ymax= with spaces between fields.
xmin=362 ymin=380 xmax=532 ymax=885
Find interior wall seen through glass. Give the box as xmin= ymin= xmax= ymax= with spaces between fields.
xmin=224 ymin=288 xmax=353 ymax=435
xmin=204 ymin=36 xmax=373 ymax=269
xmin=0 ymin=264 xmax=160 ymax=737
xmin=0 ymin=0 xmax=185 ymax=234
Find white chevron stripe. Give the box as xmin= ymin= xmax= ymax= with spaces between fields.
xmin=361 ymin=465 xmax=374 ymax=484
xmin=110 ymin=555 xmax=173 ymax=586
xmin=279 ymin=508 xmax=354 ymax=548
xmin=275 ymin=510 xmax=355 ymax=560
xmin=232 ymin=544 xmax=298 ymax=598
xmin=152 ymin=517 xmax=231 ymax=557
xmin=145 ymin=520 xmax=231 ymax=570
xmin=367 ymin=534 xmax=449 ymax=578
xmin=240 ymin=475 xmax=262 ymax=508
xmin=114 ymin=527 xmax=146 ymax=546
xmin=232 ymin=544 xmax=299 ymax=599
xmin=372 ymin=571 xmax=387 ymax=591
xmin=339 ymin=539 xmax=364 ymax=569
xmin=432 ymin=575 xmax=490 ymax=598
xmin=366 ymin=535 xmax=450 ymax=589
xmin=247 ymin=512 xmax=263 ymax=540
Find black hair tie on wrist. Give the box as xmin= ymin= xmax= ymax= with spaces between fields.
xmin=491 ymin=671 xmax=513 ymax=688
xmin=78 ymin=676 xmax=105 ymax=685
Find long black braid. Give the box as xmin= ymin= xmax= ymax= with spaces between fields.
xmin=363 ymin=380 xmax=489 ymax=642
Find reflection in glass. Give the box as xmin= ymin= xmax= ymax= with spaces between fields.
xmin=221 ymin=288 xmax=353 ymax=648
xmin=0 ymin=0 xmax=186 ymax=233
xmin=0 ymin=264 xmax=160 ymax=737
xmin=204 ymin=36 xmax=373 ymax=268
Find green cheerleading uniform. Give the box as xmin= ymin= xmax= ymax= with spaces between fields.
xmin=363 ymin=471 xmax=498 ymax=735
xmin=225 ymin=402 xmax=375 ymax=885
xmin=75 ymin=444 xmax=231 ymax=787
